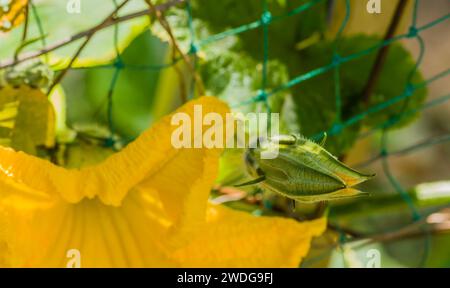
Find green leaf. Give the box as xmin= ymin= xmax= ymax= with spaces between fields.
xmin=0 ymin=85 xmax=55 ymax=154
xmin=189 ymin=0 xmax=327 ymax=59
xmin=198 ymin=50 xmax=292 ymax=143
xmin=0 ymin=0 xmax=149 ymax=68
xmin=286 ymin=35 xmax=426 ymax=155
xmin=329 ymin=181 xmax=450 ymax=267
xmin=327 ymin=0 xmax=413 ymax=38
xmin=48 ymin=84 xmax=76 ymax=143
xmin=65 ymin=31 xmax=168 ymax=140
xmin=199 ymin=51 xmax=289 ymax=113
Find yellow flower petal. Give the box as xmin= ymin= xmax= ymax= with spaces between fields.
xmin=0 ymin=184 xmax=175 ymax=267
xmin=171 ymin=204 xmax=326 ymax=268
xmin=0 ymin=96 xmax=227 ymax=207
xmin=0 ymin=0 xmax=28 ymax=32
xmin=0 ymin=96 xmax=326 ymax=267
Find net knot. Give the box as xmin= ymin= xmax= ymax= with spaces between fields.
xmin=404 ymin=83 xmax=415 ymax=96
xmin=255 ymin=90 xmax=268 ymax=102
xmin=261 ymin=11 xmax=272 ymax=25
xmin=113 ymin=58 xmax=125 ymax=69
xmin=332 ymin=53 xmax=342 ymax=67
xmin=189 ymin=43 xmax=199 ymax=54
xmin=407 ymin=26 xmax=419 ymax=38
xmin=330 ymin=123 xmax=343 ymax=135
xmin=386 ymin=115 xmax=401 ymax=127
xmin=104 ymin=137 xmax=115 ymax=148
xmin=339 ymin=232 xmax=347 ymax=244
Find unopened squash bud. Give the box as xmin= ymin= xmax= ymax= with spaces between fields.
xmin=243 ymin=134 xmax=374 ymax=202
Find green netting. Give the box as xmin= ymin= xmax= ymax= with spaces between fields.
xmin=26 ymin=0 xmax=450 ymax=267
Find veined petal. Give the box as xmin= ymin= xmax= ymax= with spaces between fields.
xmin=0 ymin=96 xmax=228 ymax=207
xmin=134 ymin=96 xmax=229 ymax=237
xmin=0 ymin=96 xmax=230 ymax=267
xmin=0 ymin=180 xmax=175 ymax=267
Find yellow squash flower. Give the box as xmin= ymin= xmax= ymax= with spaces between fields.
xmin=0 ymin=96 xmax=325 ymax=268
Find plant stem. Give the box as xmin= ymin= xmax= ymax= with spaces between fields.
xmin=362 ymin=0 xmax=409 ymax=104
xmin=21 ymin=3 xmax=30 ymax=43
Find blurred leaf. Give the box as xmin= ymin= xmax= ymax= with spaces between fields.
xmin=200 ymin=51 xmax=288 ymax=115
xmin=150 ymin=53 xmax=187 ymax=121
xmin=216 ymin=148 xmax=247 ymax=186
xmin=189 ymin=0 xmax=327 ymax=59
xmin=65 ymin=31 xmax=168 ymax=140
xmin=0 ymin=85 xmax=55 ymax=154
xmin=2 ymin=60 xmax=54 ymax=89
xmin=286 ymin=35 xmax=426 ymax=155
xmin=426 ymin=234 xmax=450 ymax=268
xmin=328 ymin=182 xmax=450 ymax=267
xmin=415 ymin=181 xmax=450 ymax=204
xmin=151 ymin=6 xmax=237 ymax=58
xmin=0 ymin=0 xmax=149 ymax=68
xmin=330 ymin=182 xmax=450 ymax=222
xmin=327 ymin=242 xmax=407 ymax=268
xmin=327 ymin=0 xmax=413 ymax=38
xmin=48 ymin=84 xmax=76 ymax=143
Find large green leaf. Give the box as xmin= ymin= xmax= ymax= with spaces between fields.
xmin=65 ymin=31 xmax=168 ymax=140
xmin=0 ymin=0 xmax=149 ymax=68
xmin=189 ymin=0 xmax=327 ymax=59
xmin=199 ymin=51 xmax=288 ymax=113
xmin=285 ymin=35 xmax=426 ymax=155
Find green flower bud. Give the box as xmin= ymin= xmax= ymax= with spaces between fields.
xmin=25 ymin=64 xmax=54 ymax=89
xmin=4 ymin=68 xmax=26 ymax=87
xmin=3 ymin=61 xmax=54 ymax=89
xmin=244 ymin=134 xmax=374 ymax=202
